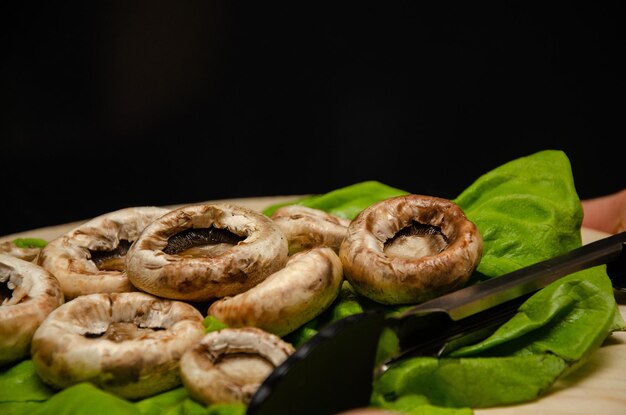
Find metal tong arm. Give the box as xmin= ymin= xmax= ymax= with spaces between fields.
xmin=390 ymin=231 xmax=626 ymax=359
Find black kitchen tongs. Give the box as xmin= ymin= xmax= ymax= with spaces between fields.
xmin=247 ymin=231 xmax=626 ymax=415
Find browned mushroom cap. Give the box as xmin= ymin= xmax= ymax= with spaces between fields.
xmin=180 ymin=327 xmax=295 ymax=405
xmin=270 ymin=205 xmax=351 ymax=254
xmin=339 ymin=194 xmax=482 ymax=305
xmin=126 ymin=203 xmax=289 ymax=302
xmin=0 ymin=253 xmax=64 ymax=366
xmin=30 ymin=292 xmax=205 ymax=399
xmin=37 ymin=206 xmax=170 ymax=300
xmin=0 ymin=240 xmax=42 ymax=262
xmin=208 ymin=246 xmax=343 ymax=336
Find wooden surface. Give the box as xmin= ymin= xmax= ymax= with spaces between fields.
xmin=2 ymin=196 xmax=625 ymax=414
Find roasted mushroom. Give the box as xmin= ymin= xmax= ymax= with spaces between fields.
xmin=180 ymin=327 xmax=295 ymax=405
xmin=270 ymin=205 xmax=351 ymax=254
xmin=30 ymin=292 xmax=205 ymax=399
xmin=0 ymin=253 xmax=64 ymax=366
xmin=339 ymin=194 xmax=482 ymax=305
xmin=208 ymin=246 xmax=343 ymax=336
xmin=38 ymin=206 xmax=170 ymax=300
xmin=126 ymin=203 xmax=289 ymax=302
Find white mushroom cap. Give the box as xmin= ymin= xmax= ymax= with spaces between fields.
xmin=126 ymin=203 xmax=289 ymax=302
xmin=208 ymin=246 xmax=344 ymax=337
xmin=270 ymin=205 xmax=351 ymax=254
xmin=38 ymin=206 xmax=170 ymax=300
xmin=30 ymin=292 xmax=205 ymax=399
xmin=339 ymin=194 xmax=483 ymax=305
xmin=180 ymin=327 xmax=295 ymax=405
xmin=0 ymin=253 xmax=64 ymax=366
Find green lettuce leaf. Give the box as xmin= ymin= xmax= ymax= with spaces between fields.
xmin=202 ymin=315 xmax=229 ymax=333
xmin=372 ymin=354 xmax=568 ymax=408
xmin=371 ymin=150 xmax=623 ymax=410
xmin=34 ymin=383 xmax=139 ymax=415
xmin=11 ymin=238 xmax=48 ymax=249
xmin=0 ymin=360 xmax=54 ymax=403
xmin=135 ymin=387 xmax=245 ymax=415
xmin=135 ymin=387 xmax=189 ymax=415
xmin=373 ymin=266 xmax=624 ymax=409
xmin=454 ymin=149 xmax=583 ymax=277
xmin=262 ymin=180 xmax=408 ymax=219
xmin=373 ymin=393 xmax=473 ymax=415
xmin=449 ymin=267 xmax=620 ymax=362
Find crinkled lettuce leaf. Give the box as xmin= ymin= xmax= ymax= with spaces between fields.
xmin=372 ymin=354 xmax=568 ymax=409
xmin=262 ymin=180 xmax=409 ymax=219
xmin=449 ymin=267 xmax=620 ymax=363
xmin=12 ymin=238 xmax=48 ymax=249
xmin=0 ymin=370 xmax=245 ymax=415
xmin=454 ymin=149 xmax=583 ymax=277
xmin=0 ymin=360 xmax=54 ymax=403
xmin=372 ymin=267 xmax=624 ymax=409
xmin=371 ymin=150 xmax=624 ymax=411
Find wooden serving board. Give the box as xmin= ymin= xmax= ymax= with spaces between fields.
xmin=1 ymin=196 xmax=625 ymax=414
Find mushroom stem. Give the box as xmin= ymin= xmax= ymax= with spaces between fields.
xmin=270 ymin=205 xmax=351 ymax=254
xmin=208 ymin=246 xmax=344 ymax=337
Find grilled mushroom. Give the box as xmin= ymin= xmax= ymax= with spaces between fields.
xmin=126 ymin=203 xmax=289 ymax=302
xmin=30 ymin=292 xmax=205 ymax=399
xmin=339 ymin=194 xmax=482 ymax=305
xmin=180 ymin=327 xmax=295 ymax=405
xmin=208 ymin=246 xmax=343 ymax=336
xmin=38 ymin=206 xmax=170 ymax=300
xmin=0 ymin=253 xmax=64 ymax=366
xmin=270 ymin=205 xmax=351 ymax=254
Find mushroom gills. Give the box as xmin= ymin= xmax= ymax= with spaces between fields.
xmin=162 ymin=227 xmax=245 ymax=257
xmin=89 ymin=240 xmax=133 ymax=271
xmin=0 ymin=278 xmax=11 ymax=304
xmin=1 ymin=285 xmax=30 ymax=306
xmin=83 ymin=322 xmax=165 ymax=342
xmin=0 ymin=265 xmax=28 ymax=305
xmin=384 ymin=221 xmax=449 ymax=259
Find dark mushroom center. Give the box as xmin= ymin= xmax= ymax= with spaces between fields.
xmin=90 ymin=240 xmax=133 ymax=271
xmin=84 ymin=322 xmax=166 ymax=342
xmin=384 ymin=221 xmax=449 ymax=259
xmin=0 ymin=264 xmax=29 ymax=305
xmin=0 ymin=279 xmax=11 ymax=304
xmin=163 ymin=227 xmax=245 ymax=257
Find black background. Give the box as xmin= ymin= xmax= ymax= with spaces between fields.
xmin=2 ymin=2 xmax=624 ymax=236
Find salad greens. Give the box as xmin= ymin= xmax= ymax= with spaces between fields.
xmin=0 ymin=149 xmax=622 ymax=415
xmin=11 ymin=238 xmax=48 ymax=249
xmin=454 ymin=149 xmax=584 ymax=278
